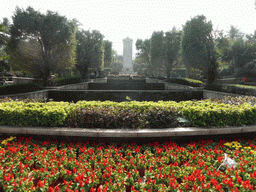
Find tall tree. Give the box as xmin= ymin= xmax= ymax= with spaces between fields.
xmin=163 ymin=28 xmax=182 ymax=80
xmin=151 ymin=31 xmax=165 ymax=76
xmin=0 ymin=18 xmax=11 ymax=72
xmin=8 ymin=6 xmax=77 ymax=85
xmin=0 ymin=18 xmax=10 ymax=46
xmin=76 ymin=29 xmax=104 ymax=78
xmin=181 ymin=15 xmax=214 ymax=79
xmin=103 ymin=40 xmax=112 ymax=68
xmin=221 ymin=38 xmax=256 ymax=75
xmin=135 ymin=38 xmax=151 ymax=75
xmin=228 ymin=25 xmax=244 ymax=42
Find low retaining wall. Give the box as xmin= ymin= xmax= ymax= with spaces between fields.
xmin=90 ymin=77 xmax=107 ymax=83
xmin=203 ymin=90 xmax=243 ymax=100
xmin=216 ymin=78 xmax=240 ymax=84
xmin=12 ymin=77 xmax=43 ymax=84
xmin=146 ymin=78 xmax=164 ymax=83
xmin=48 ymin=90 xmax=203 ymax=102
xmin=55 ymin=82 xmax=89 ymax=90
xmin=165 ymin=82 xmax=194 ymax=90
xmin=0 ymin=90 xmax=48 ymax=100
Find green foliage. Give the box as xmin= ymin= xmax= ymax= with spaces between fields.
xmin=221 ymin=39 xmax=256 ymax=75
xmin=0 ymin=101 xmax=71 ymax=126
xmin=76 ymin=29 xmax=104 ymax=78
xmin=150 ymin=31 xmax=165 ymax=74
xmin=181 ymin=15 xmax=213 ymax=76
xmin=8 ymin=6 xmax=77 ymax=85
xmin=228 ymin=25 xmax=244 ymax=42
xmin=0 ymin=99 xmax=255 ymax=128
xmin=205 ymin=83 xmax=256 ymax=96
xmin=135 ymin=39 xmax=151 ymax=74
xmin=167 ymin=78 xmax=203 ymax=87
xmin=103 ymin=40 xmax=112 ymax=68
xmin=174 ymin=99 xmax=256 ymax=127
xmin=110 ymin=62 xmax=123 ymax=74
xmin=0 ymin=83 xmax=42 ymax=95
xmin=234 ymin=61 xmax=256 ymax=78
xmin=209 ymin=96 xmax=256 ymax=107
xmin=163 ymin=29 xmax=182 ymax=80
xmin=55 ymin=76 xmax=81 ymax=86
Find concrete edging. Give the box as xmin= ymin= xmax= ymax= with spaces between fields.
xmin=0 ymin=125 xmax=256 ymax=138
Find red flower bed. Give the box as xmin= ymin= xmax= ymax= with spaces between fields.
xmin=0 ymin=136 xmax=256 ymax=191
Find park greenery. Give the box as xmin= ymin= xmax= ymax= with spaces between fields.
xmin=135 ymin=16 xmax=256 ymax=83
xmin=0 ymin=6 xmax=255 ymax=86
xmin=0 ymin=97 xmax=255 ymax=128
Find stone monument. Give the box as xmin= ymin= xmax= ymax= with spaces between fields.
xmin=121 ymin=37 xmax=134 ymax=75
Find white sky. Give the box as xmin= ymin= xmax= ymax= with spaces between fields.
xmin=1 ymin=0 xmax=256 ymax=58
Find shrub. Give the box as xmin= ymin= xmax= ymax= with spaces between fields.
xmin=55 ymin=76 xmax=81 ymax=86
xmin=167 ymin=78 xmax=203 ymax=87
xmin=64 ymin=105 xmax=180 ymax=129
xmin=0 ymin=83 xmax=43 ymax=95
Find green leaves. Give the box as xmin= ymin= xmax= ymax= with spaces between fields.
xmin=0 ymin=98 xmax=255 ymax=128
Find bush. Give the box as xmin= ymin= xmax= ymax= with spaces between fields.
xmin=55 ymin=76 xmax=82 ymax=86
xmin=64 ymin=105 xmax=180 ymax=129
xmin=220 ymin=68 xmax=232 ymax=77
xmin=0 ymin=99 xmax=255 ymax=128
xmin=235 ymin=61 xmax=256 ymax=78
xmin=0 ymin=101 xmax=70 ymax=127
xmin=167 ymin=78 xmax=203 ymax=87
xmin=204 ymin=83 xmax=223 ymax=92
xmin=0 ymin=83 xmax=43 ymax=95
xmin=205 ymin=83 xmax=256 ymax=96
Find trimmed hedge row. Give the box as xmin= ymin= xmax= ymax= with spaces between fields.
xmin=55 ymin=76 xmax=82 ymax=86
xmin=0 ymin=83 xmax=42 ymax=96
xmin=174 ymin=100 xmax=256 ymax=127
xmin=166 ymin=78 xmax=203 ymax=87
xmin=0 ymin=98 xmax=255 ymax=128
xmin=205 ymin=84 xmax=256 ymax=96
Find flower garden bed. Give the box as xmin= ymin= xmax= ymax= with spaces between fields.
xmin=1 ymin=135 xmax=256 ymax=191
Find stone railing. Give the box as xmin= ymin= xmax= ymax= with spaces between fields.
xmin=0 ymin=90 xmax=48 ymax=100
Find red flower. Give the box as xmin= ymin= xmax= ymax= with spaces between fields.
xmin=38 ymin=180 xmax=44 ymax=188
xmin=216 ymin=184 xmax=222 ymax=191
xmin=48 ymin=187 xmax=54 ymax=192
xmin=54 ymin=185 xmax=59 ymax=192
xmin=79 ymin=180 xmax=83 ymax=187
xmin=66 ymin=170 xmax=71 ymax=175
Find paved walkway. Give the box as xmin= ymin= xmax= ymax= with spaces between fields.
xmin=0 ymin=124 xmax=255 ymax=138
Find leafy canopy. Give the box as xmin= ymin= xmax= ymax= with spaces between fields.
xmin=8 ymin=6 xmax=77 ymax=84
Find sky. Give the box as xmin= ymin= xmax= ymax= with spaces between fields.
xmin=1 ymin=0 xmax=256 ymax=58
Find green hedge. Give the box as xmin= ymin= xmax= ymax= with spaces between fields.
xmin=173 ymin=100 xmax=256 ymax=127
xmin=0 ymin=99 xmax=255 ymax=128
xmin=167 ymin=78 xmax=203 ymax=87
xmin=55 ymin=76 xmax=82 ymax=86
xmin=205 ymin=84 xmax=256 ymax=96
xmin=0 ymin=83 xmax=42 ymax=96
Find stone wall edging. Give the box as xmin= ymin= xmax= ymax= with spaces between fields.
xmin=0 ymin=125 xmax=255 ymax=137
xmin=0 ymin=89 xmax=49 ymax=100
xmin=203 ymin=90 xmax=244 ymax=100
